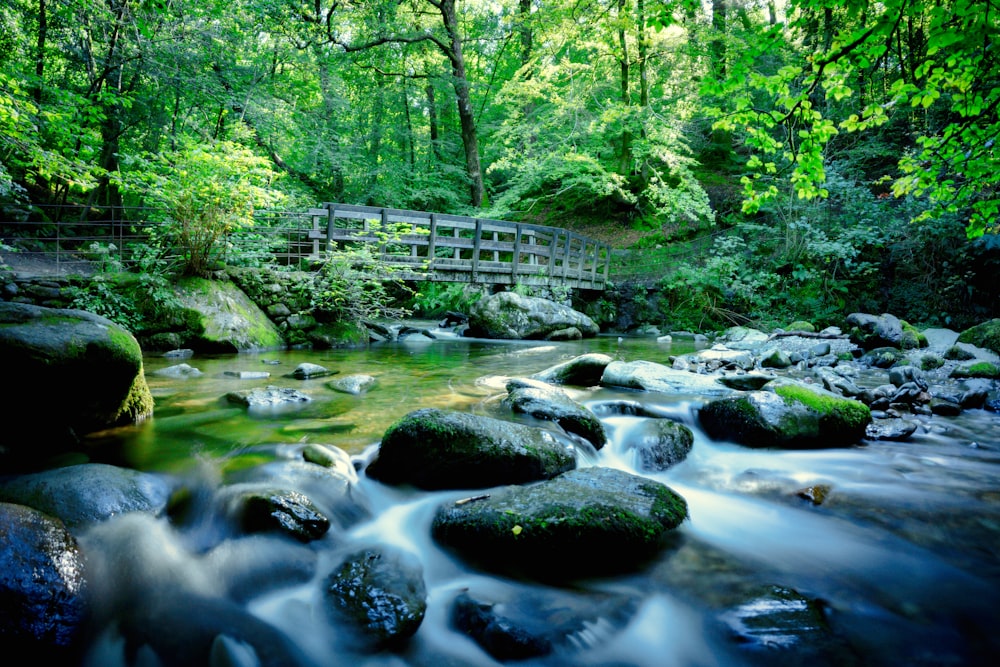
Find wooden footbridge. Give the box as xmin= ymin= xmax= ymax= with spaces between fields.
xmin=302 ymin=203 xmax=611 ymax=290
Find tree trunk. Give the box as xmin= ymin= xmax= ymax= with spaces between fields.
xmin=439 ymin=0 xmax=484 ymax=208
xmin=617 ymin=0 xmax=632 ymax=177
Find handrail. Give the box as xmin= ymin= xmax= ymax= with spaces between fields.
xmin=307 ymin=203 xmax=610 ymax=290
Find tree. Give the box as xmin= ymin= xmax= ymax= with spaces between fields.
xmin=705 ymin=0 xmax=999 ymax=238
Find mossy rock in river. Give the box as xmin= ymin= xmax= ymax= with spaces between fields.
xmin=431 ymin=466 xmax=687 ymax=580
xmin=957 ymin=319 xmax=1000 ymax=356
xmin=698 ymin=379 xmax=871 ymax=449
xmin=0 ymin=302 xmax=154 ymax=457
xmin=365 ymin=408 xmax=576 ymax=490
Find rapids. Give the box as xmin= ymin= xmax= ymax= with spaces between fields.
xmin=75 ymin=331 xmax=1000 ymax=666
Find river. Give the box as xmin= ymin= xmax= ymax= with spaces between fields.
xmin=78 ymin=329 xmax=1000 ymax=666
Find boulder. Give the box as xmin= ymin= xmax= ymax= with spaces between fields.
xmin=467 ymin=292 xmax=599 ymax=340
xmin=698 ymin=379 xmax=871 ymax=448
xmin=225 ymin=385 xmax=311 ymax=409
xmin=502 ymin=378 xmax=606 ymax=449
xmin=323 ymin=547 xmax=426 ymax=649
xmin=227 ymin=488 xmax=330 ymax=543
xmin=0 ymin=463 xmax=171 ymax=531
xmin=0 ymin=302 xmax=154 ymax=456
xmin=601 ymin=360 xmax=730 ymax=395
xmin=846 ymin=312 xmax=904 ymax=349
xmin=365 ymin=408 xmax=576 ymax=490
xmin=531 ymin=353 xmax=614 ymax=386
xmin=0 ymin=502 xmax=89 ymax=657
xmin=171 ymin=277 xmax=285 ymax=352
xmin=957 ymin=319 xmax=1000 ymax=356
xmin=431 ymin=466 xmax=687 ymax=579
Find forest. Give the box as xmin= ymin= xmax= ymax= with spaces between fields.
xmin=1 ymin=0 xmax=998 ymax=332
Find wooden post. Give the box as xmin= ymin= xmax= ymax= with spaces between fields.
xmin=326 ymin=204 xmax=338 ymax=254
xmin=512 ymin=223 xmax=523 ymax=284
xmin=602 ymin=243 xmax=611 ymax=286
xmin=427 ymin=213 xmax=438 ymax=276
xmin=471 ymin=218 xmax=483 ymax=282
xmin=589 ymin=240 xmax=599 ymax=286
xmin=379 ymin=208 xmax=388 ymax=257
xmin=562 ymin=231 xmax=572 ymax=280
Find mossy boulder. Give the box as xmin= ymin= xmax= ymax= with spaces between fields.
xmin=467 ymin=291 xmax=599 ymax=340
xmin=365 ymin=408 xmax=576 ymax=490
xmin=900 ymin=321 xmax=929 ymax=350
xmin=949 ymin=362 xmax=1000 ymax=379
xmin=698 ymin=379 xmax=871 ymax=448
xmin=431 ymin=466 xmax=688 ymax=579
xmin=845 ymin=312 xmax=904 ymax=349
xmin=171 ymin=277 xmax=285 ymax=352
xmin=0 ymin=302 xmax=154 ymax=458
xmin=957 ymin=319 xmax=1000 ymax=356
xmin=785 ymin=320 xmax=816 ymax=333
xmin=531 ymin=353 xmax=614 ymax=387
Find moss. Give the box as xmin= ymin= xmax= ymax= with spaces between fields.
xmin=950 ymin=362 xmax=1000 ymax=379
xmin=957 ymin=319 xmax=1000 ymax=356
xmin=774 ymin=383 xmax=871 ymax=431
xmin=117 ymin=371 xmax=155 ymax=423
xmin=786 ymin=320 xmax=815 ymax=333
xmin=900 ymin=321 xmax=928 ymax=350
xmin=920 ymin=354 xmax=944 ymax=371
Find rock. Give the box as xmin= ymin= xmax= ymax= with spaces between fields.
xmin=889 ymin=366 xmax=927 ymax=388
xmin=930 ymin=398 xmax=962 ymax=416
xmin=0 ymin=502 xmax=89 ymax=656
xmin=698 ymin=379 xmax=871 ymax=448
xmin=865 ymin=418 xmax=919 ymax=441
xmin=945 ymin=344 xmax=978 ymax=361
xmin=846 ymin=312 xmax=904 ymax=349
xmin=691 ymin=345 xmax=756 ymax=371
xmin=503 ymin=379 xmax=606 ymax=449
xmin=717 ymin=372 xmax=777 ymax=391
xmin=0 ymin=302 xmax=154 ymax=456
xmin=431 ymin=466 xmax=687 ymax=579
xmin=545 ymin=326 xmax=582 ymax=341
xmin=601 ymin=360 xmax=730 ymax=395
xmin=152 ymin=363 xmax=203 ymax=378
xmin=327 ymin=374 xmax=376 ymax=395
xmin=716 ymin=326 xmax=770 ymax=349
xmin=949 ymin=362 xmax=1000 ymax=379
xmin=720 ymin=585 xmax=851 ymax=661
xmin=228 ymin=489 xmax=330 ymax=542
xmin=225 ymin=385 xmax=311 ymax=408
xmin=859 ymin=346 xmax=908 ymax=368
xmin=323 ymin=547 xmax=427 ymax=649
xmin=171 ymin=277 xmax=285 ymax=352
xmin=0 ymin=463 xmax=171 ymax=531
xmin=450 ymin=585 xmax=638 ymax=661
xmin=467 ymin=291 xmax=599 ymax=340
xmin=957 ymin=319 xmax=1000 ymax=356
xmin=621 ymin=419 xmax=694 ymax=472
xmin=290 ymin=362 xmax=334 ymax=379
xmin=531 ymin=353 xmax=614 ymax=386
xmin=365 ymin=408 xmax=576 ymax=490
xmin=761 ymin=348 xmax=793 ymax=369
xmin=224 ymin=370 xmax=270 ymax=379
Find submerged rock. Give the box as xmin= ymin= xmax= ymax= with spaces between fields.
xmin=431 ymin=466 xmax=688 ymax=579
xmin=226 ymin=385 xmax=311 ymax=408
xmin=365 ymin=408 xmax=576 ymax=490
xmin=229 ymin=489 xmax=330 ymax=543
xmin=327 ymin=373 xmax=376 ymax=395
xmin=601 ymin=359 xmax=730 ymax=395
xmin=290 ymin=362 xmax=334 ymax=380
xmin=323 ymin=547 xmax=427 ymax=650
xmin=450 ymin=585 xmax=639 ymax=661
xmin=621 ymin=418 xmax=695 ymax=472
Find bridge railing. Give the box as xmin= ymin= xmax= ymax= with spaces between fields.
xmin=307 ymin=203 xmax=610 ymax=290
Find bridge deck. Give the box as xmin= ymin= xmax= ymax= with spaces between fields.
xmin=306 ymin=204 xmax=610 ymax=290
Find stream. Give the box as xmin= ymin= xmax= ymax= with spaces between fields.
xmin=77 ymin=329 xmax=1000 ymax=666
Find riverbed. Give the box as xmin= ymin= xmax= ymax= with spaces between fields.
xmin=79 ymin=330 xmax=1000 ymax=666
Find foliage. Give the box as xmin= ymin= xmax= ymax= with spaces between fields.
xmin=408 ymin=282 xmax=482 ymax=318
xmin=310 ymin=243 xmax=413 ymax=326
xmin=706 ymin=0 xmax=999 ymax=238
xmin=115 ymin=139 xmax=285 ymax=277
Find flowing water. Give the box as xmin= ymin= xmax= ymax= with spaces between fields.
xmin=77 ymin=330 xmax=1000 ymax=666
